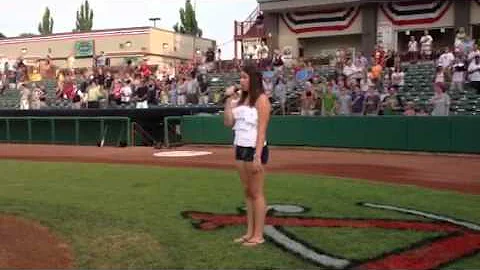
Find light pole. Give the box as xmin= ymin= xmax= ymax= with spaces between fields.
xmin=149 ymin=17 xmax=161 ymax=28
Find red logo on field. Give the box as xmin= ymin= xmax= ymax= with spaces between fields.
xmin=182 ymin=203 xmax=480 ymax=270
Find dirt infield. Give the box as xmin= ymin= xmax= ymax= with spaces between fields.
xmin=0 ymin=215 xmax=73 ymax=269
xmin=1 ymin=144 xmax=479 ymax=194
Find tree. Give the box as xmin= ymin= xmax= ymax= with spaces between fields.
xmin=19 ymin=33 xmax=36 ymax=37
xmin=75 ymin=0 xmax=94 ymax=32
xmin=38 ymin=7 xmax=54 ymax=35
xmin=173 ymin=0 xmax=202 ymax=37
xmin=0 ymin=33 xmax=6 ymax=39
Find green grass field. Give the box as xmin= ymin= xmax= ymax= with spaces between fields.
xmin=0 ymin=160 xmax=478 ymax=269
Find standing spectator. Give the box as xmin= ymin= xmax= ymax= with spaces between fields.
xmin=19 ymin=84 xmax=31 ymax=110
xmin=468 ymin=55 xmax=480 ymax=94
xmin=420 ymin=30 xmax=433 ymax=60
xmin=198 ymin=74 xmax=210 ymax=105
xmin=86 ymin=80 xmax=104 ymax=109
xmin=30 ymin=84 xmax=43 ymax=110
xmin=351 ymin=85 xmax=365 ymax=116
xmin=216 ymin=48 xmax=222 ymax=72
xmin=382 ymin=86 xmax=404 ymax=115
xmin=262 ymin=76 xmax=274 ymax=99
xmin=385 ymin=50 xmax=395 ymax=70
xmin=430 ymin=83 xmax=450 ymax=116
xmin=408 ymin=36 xmax=419 ymax=63
xmin=177 ymin=77 xmax=187 ymax=105
xmin=169 ymin=79 xmax=178 ymax=105
xmin=437 ymin=47 xmax=454 ymax=80
xmin=343 ymin=58 xmax=362 ymax=87
xmin=371 ymin=60 xmax=383 ymax=90
xmin=272 ymin=50 xmax=284 ymax=73
xmin=337 ymin=87 xmax=351 ymax=116
xmin=391 ymin=67 xmax=405 ymax=88
xmin=134 ymin=80 xmax=148 ymax=109
xmin=403 ymin=101 xmax=416 ymax=116
xmin=451 ymin=57 xmax=466 ymax=92
xmin=321 ymin=84 xmax=337 ymax=116
xmin=274 ymin=77 xmax=287 ymax=115
xmin=434 ymin=66 xmax=445 ymax=85
xmin=72 ymin=84 xmax=84 ymax=109
xmin=120 ymin=79 xmax=133 ymax=105
xmin=364 ymin=86 xmax=380 ymax=116
xmin=96 ymin=51 xmax=107 ymax=68
xmin=373 ymin=45 xmax=386 ymax=67
xmin=300 ymin=82 xmax=316 ymax=116
xmin=186 ymin=75 xmax=199 ymax=104
xmin=468 ymin=44 xmax=480 ymax=62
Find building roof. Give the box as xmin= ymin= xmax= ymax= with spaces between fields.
xmin=0 ymin=26 xmax=215 ymax=46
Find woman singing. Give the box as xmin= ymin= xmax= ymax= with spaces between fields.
xmin=223 ymin=64 xmax=271 ymax=247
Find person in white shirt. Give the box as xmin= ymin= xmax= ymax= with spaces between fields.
xmin=451 ymin=57 xmax=466 ymax=92
xmin=223 ymin=64 xmax=271 ymax=247
xmin=408 ymin=36 xmax=418 ymax=63
xmin=430 ymin=83 xmax=450 ymax=116
xmin=420 ymin=30 xmax=433 ymax=60
xmin=19 ymin=84 xmax=31 ymax=110
xmin=120 ymin=80 xmax=133 ymax=104
xmin=343 ymin=59 xmax=361 ymax=87
xmin=468 ymin=55 xmax=480 ymax=94
xmin=468 ymin=44 xmax=480 ymax=62
xmin=391 ymin=67 xmax=405 ymax=87
xmin=438 ymin=48 xmax=455 ymax=69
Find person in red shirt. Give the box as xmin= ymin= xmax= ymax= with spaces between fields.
xmin=373 ymin=44 xmax=386 ymax=67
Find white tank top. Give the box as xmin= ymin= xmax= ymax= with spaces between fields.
xmin=232 ymin=104 xmax=258 ymax=147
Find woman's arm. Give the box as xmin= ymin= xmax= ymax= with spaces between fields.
xmin=223 ymin=86 xmax=236 ymax=128
xmin=255 ymin=94 xmax=271 ymax=160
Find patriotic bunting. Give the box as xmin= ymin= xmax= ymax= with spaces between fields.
xmin=282 ymin=6 xmax=360 ymax=34
xmin=380 ymin=0 xmax=452 ymax=26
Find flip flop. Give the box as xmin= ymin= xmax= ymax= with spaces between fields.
xmin=242 ymin=238 xmax=265 ymax=247
xmin=233 ymin=236 xmax=250 ymax=243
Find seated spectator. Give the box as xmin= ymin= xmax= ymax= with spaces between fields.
xmin=336 ymin=86 xmax=351 ymax=116
xmin=373 ymin=44 xmax=385 ymax=67
xmin=403 ymin=101 xmax=416 ymax=116
xmin=430 ymin=83 xmax=450 ymax=116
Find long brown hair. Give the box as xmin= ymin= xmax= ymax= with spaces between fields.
xmin=239 ymin=64 xmax=264 ymax=107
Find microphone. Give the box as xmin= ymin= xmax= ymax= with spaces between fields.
xmin=222 ymin=84 xmax=241 ymax=103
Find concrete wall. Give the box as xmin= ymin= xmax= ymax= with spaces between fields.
xmin=301 ymin=35 xmax=361 ymax=57
xmin=471 ymin=1 xmax=480 ymax=25
xmin=277 ymin=9 xmax=362 ymax=58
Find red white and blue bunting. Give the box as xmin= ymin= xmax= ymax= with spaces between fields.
xmin=380 ymin=0 xmax=452 ymax=26
xmin=282 ymin=6 xmax=360 ymax=34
